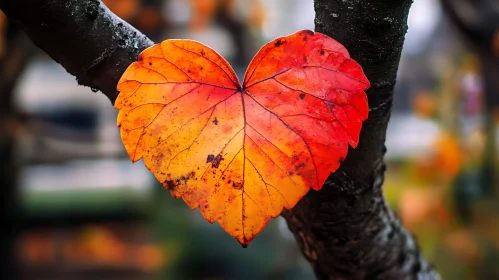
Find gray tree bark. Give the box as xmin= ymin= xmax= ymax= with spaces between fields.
xmin=282 ymin=1 xmax=440 ymax=279
xmin=0 ymin=0 xmax=441 ymax=279
xmin=0 ymin=0 xmax=153 ymax=102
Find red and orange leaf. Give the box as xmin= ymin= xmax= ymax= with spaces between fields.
xmin=115 ymin=30 xmax=369 ymax=247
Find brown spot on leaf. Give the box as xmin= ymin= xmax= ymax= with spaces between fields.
xmin=212 ymin=117 xmax=219 ymax=125
xmin=206 ymin=154 xmax=215 ymax=163
xmin=165 ymin=180 xmax=176 ymax=190
xmin=242 ymin=237 xmax=249 ymax=248
xmin=232 ymin=182 xmax=243 ymax=190
xmin=179 ymin=171 xmax=195 ymax=184
xmin=325 ymin=100 xmax=335 ymax=109
xmin=295 ymin=163 xmax=306 ymax=171
xmin=299 ymin=93 xmax=306 ymax=100
xmin=302 ymin=30 xmax=314 ymax=36
xmin=206 ymin=154 xmax=223 ymax=168
xmin=274 ymin=39 xmax=284 ymax=47
xmin=212 ymin=154 xmax=223 ymax=168
xmin=320 ymin=49 xmax=325 ymax=55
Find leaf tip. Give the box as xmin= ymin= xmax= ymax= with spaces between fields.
xmin=129 ymin=152 xmax=142 ymax=163
xmin=237 ymin=236 xmax=252 ymax=248
xmin=130 ymin=157 xmax=140 ymax=163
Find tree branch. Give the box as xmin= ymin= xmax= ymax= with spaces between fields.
xmin=1 ymin=0 xmax=440 ymax=278
xmin=282 ymin=0 xmax=441 ymax=279
xmin=0 ymin=0 xmax=153 ymax=103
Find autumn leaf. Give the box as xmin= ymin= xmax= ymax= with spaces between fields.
xmin=115 ymin=30 xmax=369 ymax=246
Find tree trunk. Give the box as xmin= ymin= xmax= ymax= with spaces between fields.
xmin=0 ymin=0 xmax=440 ymax=279
xmin=282 ymin=1 xmax=439 ymax=279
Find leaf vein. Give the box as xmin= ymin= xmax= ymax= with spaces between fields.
xmin=244 ymin=93 xmax=320 ymax=187
xmin=245 ymin=134 xmax=298 ymax=186
xmin=170 ymin=42 xmax=240 ymax=88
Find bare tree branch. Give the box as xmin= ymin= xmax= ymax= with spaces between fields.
xmin=0 ymin=0 xmax=153 ymax=103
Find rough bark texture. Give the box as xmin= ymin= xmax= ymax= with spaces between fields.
xmin=0 ymin=0 xmax=441 ymax=279
xmin=281 ymin=1 xmax=440 ymax=279
xmin=0 ymin=0 xmax=154 ymax=103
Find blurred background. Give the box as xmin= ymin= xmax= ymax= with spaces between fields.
xmin=0 ymin=0 xmax=498 ymax=279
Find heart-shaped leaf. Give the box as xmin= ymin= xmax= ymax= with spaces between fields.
xmin=115 ymin=30 xmax=369 ymax=246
